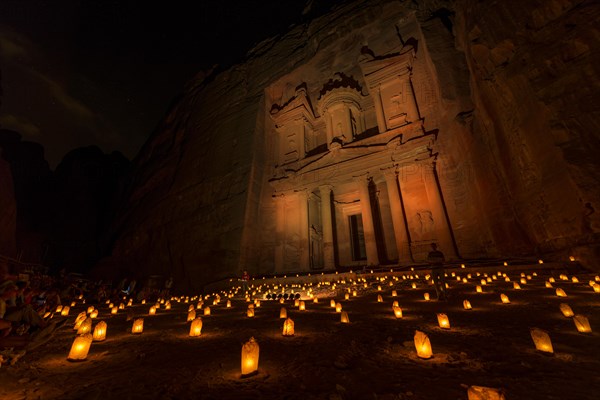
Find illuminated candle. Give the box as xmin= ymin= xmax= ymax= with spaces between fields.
xmin=67 ymin=333 xmax=93 ymax=361
xmin=92 ymin=321 xmax=107 ymax=341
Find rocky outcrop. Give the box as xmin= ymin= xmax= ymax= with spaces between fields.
xmin=0 ymin=129 xmax=130 ymax=270
xmin=102 ymin=0 xmax=600 ymax=290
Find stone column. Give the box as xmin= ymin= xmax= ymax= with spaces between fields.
xmin=274 ymin=194 xmax=285 ymax=273
xmin=318 ymin=185 xmax=335 ymax=270
xmin=355 ymin=176 xmax=379 ymax=266
xmin=401 ymin=76 xmax=420 ymax=123
xmin=297 ymin=189 xmax=310 ymax=271
xmin=383 ymin=168 xmax=412 ymax=264
xmin=422 ymin=162 xmax=458 ymax=259
xmin=325 ymin=112 xmax=334 ymax=148
xmin=372 ymin=85 xmax=387 ymax=133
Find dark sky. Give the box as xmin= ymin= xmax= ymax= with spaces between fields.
xmin=0 ymin=0 xmax=315 ymax=167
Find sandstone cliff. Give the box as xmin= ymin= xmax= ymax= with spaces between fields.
xmin=103 ymin=0 xmax=600 ymax=290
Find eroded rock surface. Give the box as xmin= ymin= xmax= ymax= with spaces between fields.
xmin=102 ymin=0 xmax=600 ymax=290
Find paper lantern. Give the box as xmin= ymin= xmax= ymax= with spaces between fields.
xmin=377 ymin=295 xmax=383 ymax=303
xmin=294 ymin=299 xmax=300 ymax=307
xmin=573 ymin=315 xmax=592 ymax=333
xmin=530 ymin=328 xmax=553 ymax=354
xmin=77 ymin=317 xmax=93 ymax=335
xmin=127 ymin=299 xmax=133 ymax=307
xmin=330 ymin=299 xmax=336 ymax=308
xmin=414 ymin=330 xmax=432 ymax=359
xmin=352 ymin=290 xmax=357 ymax=297
xmin=131 ymin=318 xmax=144 ymax=334
xmin=299 ymin=301 xmax=306 ymax=311
xmin=282 ymin=318 xmax=294 ymax=336
xmin=463 ymin=300 xmax=472 ymax=310
xmin=227 ymin=300 xmax=232 ymax=308
xmin=204 ymin=307 xmax=211 ymax=316
xmin=111 ymin=306 xmax=118 ymax=315
xmin=74 ymin=312 xmax=87 ymax=330
xmin=556 ymin=288 xmax=567 ymax=297
xmin=87 ymin=306 xmax=95 ymax=314
xmin=393 ymin=306 xmax=403 ymax=319
xmin=519 ymin=278 xmax=526 ymax=285
xmin=71 ymin=301 xmax=76 ymax=307
xmin=549 ymin=277 xmax=555 ymax=283
xmin=344 ymin=293 xmax=350 ymax=300
xmin=538 ymin=259 xmax=544 ymax=264
xmin=500 ymin=294 xmax=510 ymax=304
xmin=93 ymin=321 xmax=107 ymax=341
xmin=424 ymin=293 xmax=430 ymax=301
xmin=90 ymin=309 xmax=99 ymax=319
xmin=559 ymin=303 xmax=574 ymax=317
xmin=335 ymin=302 xmax=342 ymax=312
xmin=513 ymin=282 xmax=521 ymax=290
xmin=339 ymin=311 xmax=350 ymax=323
xmin=411 ymin=282 xmax=417 ymax=289
xmin=188 ymin=304 xmax=195 ymax=312
xmin=247 ymin=308 xmax=255 ymax=317
xmin=119 ymin=303 xmax=125 ymax=310
xmin=593 ymin=284 xmax=600 ymax=293
xmin=392 ymin=300 xmax=399 ymax=308
xmin=280 ymin=307 xmax=287 ymax=319
xmin=149 ymin=306 xmax=157 ymax=315
xmin=61 ymin=306 xmax=71 ymax=316
xmin=572 ymin=277 xmax=579 ymax=283
xmin=141 ymin=299 xmax=146 ymax=304
xmin=467 ymin=386 xmax=506 ymax=400
xmin=392 ymin=290 xmax=397 ymax=297
xmin=437 ymin=313 xmax=450 ymax=329
xmin=55 ymin=305 xmax=63 ymax=313
xmin=165 ymin=302 xmax=172 ymax=310
xmin=67 ymin=333 xmax=93 ymax=361
xmin=241 ymin=337 xmax=259 ymax=376
xmin=188 ymin=309 xmax=196 ymax=321
xmin=545 ymin=281 xmax=553 ymax=288
xmin=476 ymin=285 xmax=483 ymax=293
xmin=189 ymin=318 xmax=203 ymax=337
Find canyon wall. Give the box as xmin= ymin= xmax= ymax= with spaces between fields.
xmin=102 ymin=0 xmax=600 ymax=290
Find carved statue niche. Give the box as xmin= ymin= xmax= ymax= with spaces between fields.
xmin=317 ymin=74 xmax=366 ymax=148
xmin=358 ymin=47 xmax=420 ymax=132
xmin=270 ymin=85 xmax=317 ymax=165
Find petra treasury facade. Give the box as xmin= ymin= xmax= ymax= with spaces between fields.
xmin=101 ymin=0 xmax=599 ymax=290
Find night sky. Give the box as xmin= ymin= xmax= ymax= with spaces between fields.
xmin=0 ymin=0 xmax=318 ymax=168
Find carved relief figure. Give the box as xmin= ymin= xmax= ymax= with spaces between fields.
xmin=411 ymin=210 xmax=434 ymax=240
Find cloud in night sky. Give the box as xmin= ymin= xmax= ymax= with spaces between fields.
xmin=0 ymin=28 xmax=126 ymax=168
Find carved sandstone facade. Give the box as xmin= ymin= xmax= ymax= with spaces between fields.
xmin=104 ymin=0 xmax=600 ymax=290
xmin=259 ymin=42 xmax=460 ymax=272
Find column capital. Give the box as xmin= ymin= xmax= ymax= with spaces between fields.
xmin=381 ymin=165 xmax=399 ymax=180
xmin=318 ymin=184 xmax=334 ymax=194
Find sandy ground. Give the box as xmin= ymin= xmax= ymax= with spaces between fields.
xmin=1 ymin=264 xmax=599 ymax=400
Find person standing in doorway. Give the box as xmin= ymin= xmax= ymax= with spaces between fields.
xmin=427 ymin=243 xmax=447 ymax=301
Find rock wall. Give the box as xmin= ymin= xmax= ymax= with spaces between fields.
xmin=103 ymin=0 xmax=600 ymax=290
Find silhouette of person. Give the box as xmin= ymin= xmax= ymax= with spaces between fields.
xmin=427 ymin=243 xmax=447 ymax=301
